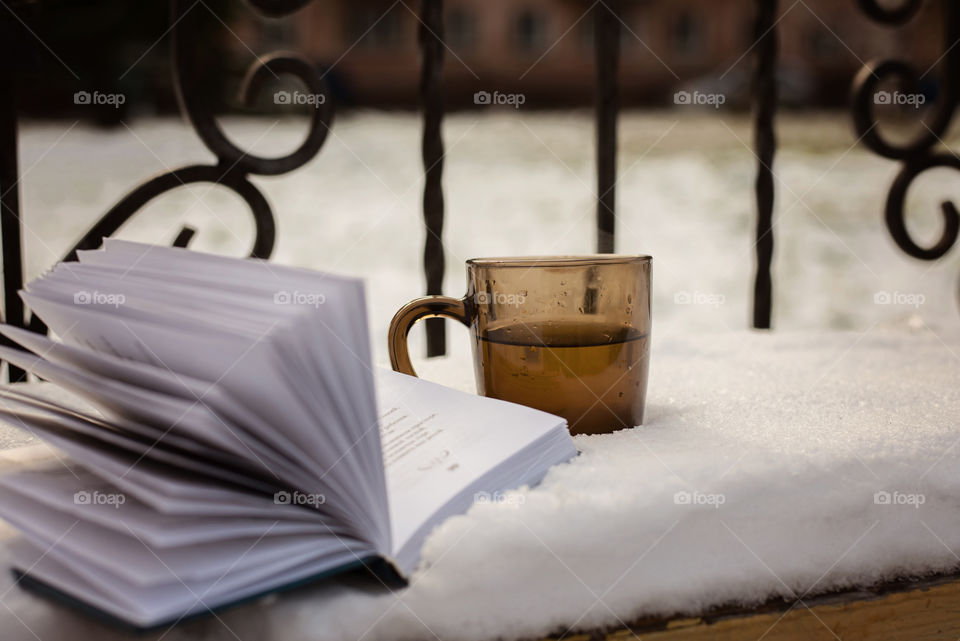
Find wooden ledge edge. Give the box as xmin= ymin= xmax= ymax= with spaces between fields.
xmin=537 ymin=569 xmax=960 ymax=641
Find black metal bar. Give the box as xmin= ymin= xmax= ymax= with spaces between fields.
xmin=0 ymin=14 xmax=26 ymax=382
xmin=419 ymin=0 xmax=447 ymax=357
xmin=595 ymin=0 xmax=620 ymax=254
xmin=751 ymin=0 xmax=778 ymax=330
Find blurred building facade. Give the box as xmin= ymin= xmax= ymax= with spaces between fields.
xmin=230 ymin=0 xmax=944 ymax=108
xmin=10 ymin=0 xmax=946 ymax=120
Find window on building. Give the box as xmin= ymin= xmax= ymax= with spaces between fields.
xmin=582 ymin=11 xmax=642 ymax=51
xmin=446 ymin=8 xmax=477 ymax=52
xmin=805 ymin=25 xmax=841 ymax=60
xmin=579 ymin=12 xmax=594 ymax=50
xmin=618 ymin=13 xmax=640 ymax=49
xmin=669 ymin=10 xmax=704 ymax=58
xmin=261 ymin=21 xmax=295 ymax=51
xmin=514 ymin=10 xmax=548 ymax=54
xmin=348 ymin=6 xmax=405 ymax=51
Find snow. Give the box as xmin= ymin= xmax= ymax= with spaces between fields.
xmin=1 ymin=329 xmax=960 ymax=640
xmin=14 ymin=111 xmax=960 ymax=365
xmin=2 ymin=112 xmax=960 ymax=638
xmin=286 ymin=329 xmax=960 ymax=641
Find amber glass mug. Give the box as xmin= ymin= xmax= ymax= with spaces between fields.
xmin=388 ymin=255 xmax=651 ymax=435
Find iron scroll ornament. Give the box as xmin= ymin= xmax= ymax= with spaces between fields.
xmin=851 ymin=0 xmax=960 ymax=262
xmin=27 ymin=0 xmax=333 ymax=335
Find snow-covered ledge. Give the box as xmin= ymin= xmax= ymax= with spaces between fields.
xmin=0 ymin=329 xmax=958 ymax=641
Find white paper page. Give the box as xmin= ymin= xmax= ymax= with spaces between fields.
xmin=80 ymin=240 xmax=379 ymax=452
xmin=0 ymin=322 xmax=387 ymax=546
xmin=1 ymin=324 xmax=209 ymax=403
xmin=23 ymin=249 xmax=389 ymax=548
xmin=29 ymin=265 xmax=360 ymax=446
xmin=0 ymin=390 xmax=276 ymax=494
xmin=0 ymin=323 xmax=335 ymax=494
xmin=0 ymin=487 xmax=333 ymax=587
xmin=0 ymin=315 xmax=375 ymax=531
xmin=86 ymin=240 xmax=379 ymax=437
xmin=0 ymin=324 xmax=383 ymax=545
xmin=375 ymin=369 xmax=574 ymax=563
xmin=16 ymin=307 xmax=381 ymax=545
xmin=10 ymin=535 xmax=370 ymax=628
xmin=0 ymin=330 xmax=269 ymax=466
xmin=0 ymin=466 xmax=342 ymax=548
xmin=0 ymin=417 xmax=325 ymax=521
xmin=73 ymin=245 xmax=385 ymax=502
xmin=0 ymin=343 xmax=283 ymax=469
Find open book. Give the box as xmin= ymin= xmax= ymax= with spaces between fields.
xmin=0 ymin=241 xmax=577 ymax=629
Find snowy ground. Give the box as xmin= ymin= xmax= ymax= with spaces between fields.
xmin=14 ymin=111 xmax=960 ymax=368
xmin=1 ymin=330 xmax=959 ymax=641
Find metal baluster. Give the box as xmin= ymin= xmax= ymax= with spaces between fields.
xmin=752 ymin=0 xmax=778 ymax=329
xmin=0 ymin=14 xmax=26 ymax=382
xmin=419 ymin=0 xmax=447 ymax=356
xmin=595 ymin=0 xmax=620 ymax=254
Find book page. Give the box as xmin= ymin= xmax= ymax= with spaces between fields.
xmin=375 ymin=368 xmax=575 ymax=567
xmin=15 ymin=242 xmax=391 ymax=551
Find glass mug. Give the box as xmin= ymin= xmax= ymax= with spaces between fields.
xmin=388 ymin=256 xmax=651 ymax=435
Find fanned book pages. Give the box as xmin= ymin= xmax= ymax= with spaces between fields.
xmin=0 ymin=241 xmax=577 ymax=630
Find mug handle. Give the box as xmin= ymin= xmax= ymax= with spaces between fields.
xmin=388 ymin=296 xmax=472 ymax=377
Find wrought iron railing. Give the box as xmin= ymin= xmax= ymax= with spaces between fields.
xmin=0 ymin=0 xmax=951 ymax=381
xmin=852 ymin=0 xmax=959 ymax=266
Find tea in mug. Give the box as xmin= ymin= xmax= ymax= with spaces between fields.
xmin=474 ymin=319 xmax=649 ymax=435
